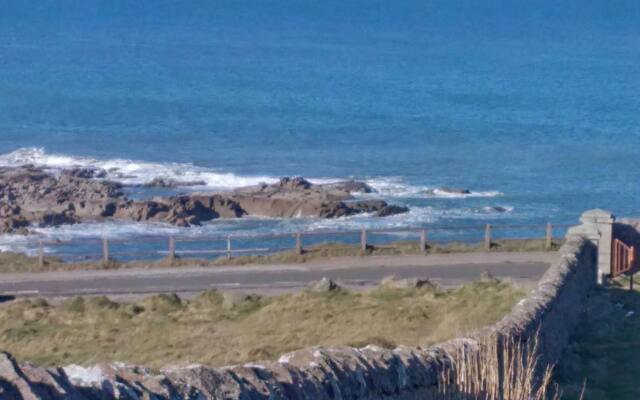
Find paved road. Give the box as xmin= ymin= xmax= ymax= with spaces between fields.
xmin=0 ymin=252 xmax=558 ymax=298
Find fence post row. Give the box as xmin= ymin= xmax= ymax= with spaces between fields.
xmin=38 ymin=240 xmax=44 ymax=268
xmin=168 ymin=236 xmax=176 ymax=263
xmin=45 ymin=222 xmax=568 ymax=263
xmin=295 ymin=233 xmax=303 ymax=255
xmin=102 ymin=238 xmax=110 ymax=264
xmin=419 ymin=229 xmax=427 ymax=252
xmin=360 ymin=229 xmax=368 ymax=254
xmin=484 ymin=224 xmax=492 ymax=251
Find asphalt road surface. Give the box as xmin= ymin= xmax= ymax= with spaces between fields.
xmin=0 ymin=252 xmax=558 ymax=298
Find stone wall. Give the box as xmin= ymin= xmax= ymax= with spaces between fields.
xmin=0 ymin=225 xmax=599 ymax=400
xmin=491 ymin=235 xmax=597 ymax=366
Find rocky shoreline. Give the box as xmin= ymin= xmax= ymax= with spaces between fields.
xmin=0 ymin=167 xmax=409 ymax=234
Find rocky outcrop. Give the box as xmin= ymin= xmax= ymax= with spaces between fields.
xmin=321 ymin=180 xmax=375 ymax=194
xmin=0 ymin=167 xmax=122 ymax=233
xmin=0 ymin=168 xmax=408 ymax=233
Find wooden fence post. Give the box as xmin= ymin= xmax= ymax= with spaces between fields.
xmin=102 ymin=238 xmax=110 ymax=264
xmin=419 ymin=229 xmax=427 ymax=252
xmin=360 ymin=229 xmax=368 ymax=254
xmin=168 ymin=236 xmax=176 ymax=263
xmin=484 ymin=224 xmax=492 ymax=251
xmin=295 ymin=232 xmax=303 ymax=255
xmin=545 ymin=223 xmax=553 ymax=250
xmin=227 ymin=236 xmax=232 ymax=260
xmin=38 ymin=240 xmax=44 ymax=268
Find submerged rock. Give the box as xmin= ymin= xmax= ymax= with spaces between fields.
xmin=484 ymin=206 xmax=508 ymax=213
xmin=322 ymin=180 xmax=376 ymax=194
xmin=142 ymin=177 xmax=207 ymax=188
xmin=425 ymin=187 xmax=471 ymax=196
xmin=62 ymin=167 xmax=107 ymax=180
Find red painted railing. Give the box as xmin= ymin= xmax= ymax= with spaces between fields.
xmin=612 ymin=238 xmax=636 ymax=279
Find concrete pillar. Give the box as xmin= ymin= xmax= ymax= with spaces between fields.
xmin=295 ymin=233 xmax=303 ymax=255
xmin=168 ymin=236 xmax=176 ymax=264
xmin=566 ymin=209 xmax=615 ymax=284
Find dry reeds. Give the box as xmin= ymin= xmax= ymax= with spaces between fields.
xmin=437 ymin=335 xmax=562 ymax=400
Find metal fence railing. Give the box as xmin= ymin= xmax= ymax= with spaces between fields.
xmin=32 ymin=222 xmax=575 ymax=266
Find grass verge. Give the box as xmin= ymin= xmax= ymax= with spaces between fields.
xmin=0 ymin=279 xmax=523 ymax=369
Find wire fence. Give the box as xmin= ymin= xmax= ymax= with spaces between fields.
xmin=32 ymin=222 xmax=574 ymax=266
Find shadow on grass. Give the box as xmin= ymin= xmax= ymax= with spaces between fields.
xmin=557 ymin=278 xmax=640 ymax=400
xmin=0 ymin=295 xmax=15 ymax=303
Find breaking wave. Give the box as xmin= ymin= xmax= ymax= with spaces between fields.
xmin=364 ymin=177 xmax=503 ymax=199
xmin=0 ymin=148 xmax=514 ymax=255
xmin=0 ymin=148 xmax=279 ymax=190
xmin=0 ymin=148 xmax=504 ymax=200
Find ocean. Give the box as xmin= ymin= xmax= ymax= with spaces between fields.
xmin=1 ymin=0 xmax=639 ymax=255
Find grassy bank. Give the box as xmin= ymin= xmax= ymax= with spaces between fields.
xmin=557 ymin=277 xmax=640 ymax=399
xmin=558 ymin=278 xmax=640 ymax=400
xmin=0 ymin=238 xmax=563 ymax=273
xmin=0 ymin=279 xmax=523 ymax=369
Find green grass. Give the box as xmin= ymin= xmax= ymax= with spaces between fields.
xmin=0 ymin=279 xmax=524 ymax=369
xmin=0 ymin=238 xmax=563 ymax=273
xmin=557 ymin=277 xmax=640 ymax=400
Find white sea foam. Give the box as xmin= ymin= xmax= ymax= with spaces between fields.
xmin=428 ymin=188 xmax=504 ymax=199
xmin=0 ymin=202 xmax=515 ymax=255
xmin=0 ymin=148 xmax=503 ymax=200
xmin=0 ymin=148 xmax=514 ymax=254
xmin=0 ymin=147 xmax=279 ymax=190
xmin=363 ymin=177 xmax=503 ymax=199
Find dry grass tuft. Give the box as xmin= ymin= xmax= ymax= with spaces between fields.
xmin=439 ymin=335 xmax=565 ymax=400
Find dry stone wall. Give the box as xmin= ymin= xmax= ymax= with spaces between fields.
xmin=0 ymin=223 xmax=600 ymax=400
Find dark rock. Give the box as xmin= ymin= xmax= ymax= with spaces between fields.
xmin=142 ymin=178 xmax=207 ymax=188
xmin=352 ymin=200 xmax=388 ymax=213
xmin=381 ymin=276 xmax=437 ymax=289
xmin=375 ymin=205 xmax=410 ymax=217
xmin=442 ymin=187 xmax=471 ymax=194
xmin=482 ymin=206 xmax=509 ymax=213
xmin=323 ymin=180 xmax=376 ymax=194
xmin=308 ymin=277 xmax=342 ymax=292
xmin=277 ymin=177 xmax=312 ymax=191
xmin=62 ymin=168 xmax=107 ymax=180
xmin=0 ymin=215 xmax=29 ymax=233
xmin=39 ymin=212 xmax=77 ymax=227
xmin=222 ymin=293 xmax=262 ymax=310
xmin=434 ymin=187 xmax=471 ymax=195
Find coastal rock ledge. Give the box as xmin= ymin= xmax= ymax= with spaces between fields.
xmin=0 ymin=167 xmax=408 ymax=233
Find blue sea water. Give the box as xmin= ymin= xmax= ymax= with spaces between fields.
xmin=0 ymin=0 xmax=639 ymax=254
